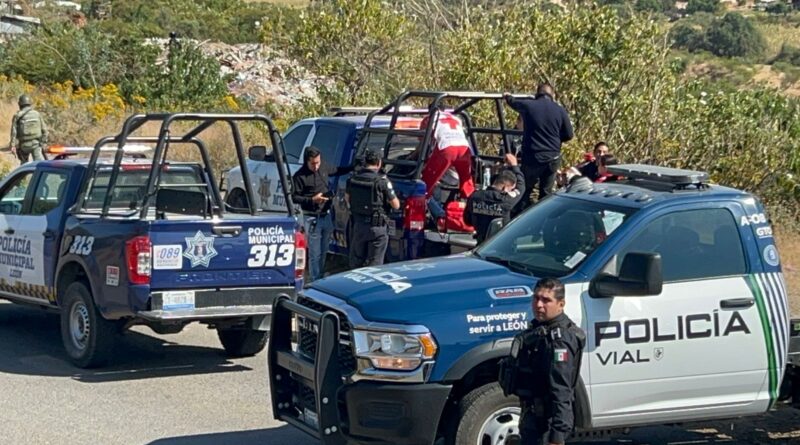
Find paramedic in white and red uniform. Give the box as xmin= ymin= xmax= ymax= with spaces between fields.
xmin=419 ymin=106 xmax=475 ymax=199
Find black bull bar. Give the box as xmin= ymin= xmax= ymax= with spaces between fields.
xmin=268 ymin=295 xmax=348 ymax=445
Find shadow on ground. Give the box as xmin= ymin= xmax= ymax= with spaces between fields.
xmin=0 ymin=301 xmax=251 ymax=383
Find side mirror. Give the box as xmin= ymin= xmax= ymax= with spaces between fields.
xmin=486 ymin=217 xmax=504 ymax=240
xmin=248 ymin=145 xmax=267 ymax=161
xmin=590 ymin=252 xmax=662 ymax=298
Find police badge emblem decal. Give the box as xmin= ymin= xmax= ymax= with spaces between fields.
xmin=183 ymin=231 xmax=218 ymax=268
xmin=654 ymin=347 xmax=664 ymax=361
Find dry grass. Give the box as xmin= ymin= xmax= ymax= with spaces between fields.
xmin=775 ymin=228 xmax=800 ymax=317
xmin=244 ymin=0 xmax=309 ymax=6
xmin=757 ymin=22 xmax=800 ymax=61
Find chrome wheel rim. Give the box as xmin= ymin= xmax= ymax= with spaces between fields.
xmin=477 ymin=406 xmax=520 ymax=445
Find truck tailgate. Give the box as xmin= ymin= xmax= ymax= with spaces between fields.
xmin=148 ymin=217 xmax=297 ymax=290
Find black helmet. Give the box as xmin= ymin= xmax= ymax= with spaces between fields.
xmin=18 ymin=94 xmax=32 ymax=107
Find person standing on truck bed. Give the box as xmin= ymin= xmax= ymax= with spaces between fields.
xmin=346 ymin=149 xmax=400 ymax=268
xmin=8 ymin=94 xmax=49 ymax=164
xmin=464 ymin=153 xmax=525 ymax=244
xmin=292 ymin=146 xmax=353 ymax=281
xmin=419 ymin=104 xmax=475 ymax=199
xmin=499 ymin=278 xmax=585 ymax=445
xmin=504 ymin=84 xmax=573 ymax=212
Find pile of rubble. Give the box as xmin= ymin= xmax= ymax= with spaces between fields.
xmin=147 ymin=38 xmax=333 ymax=108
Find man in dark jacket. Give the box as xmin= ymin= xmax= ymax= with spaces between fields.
xmin=499 ymin=278 xmax=586 ymax=445
xmin=504 ymin=84 xmax=573 ymax=211
xmin=292 ymin=146 xmax=352 ymax=281
xmin=464 ymin=153 xmax=524 ymax=244
xmin=345 ymin=150 xmax=400 ymax=268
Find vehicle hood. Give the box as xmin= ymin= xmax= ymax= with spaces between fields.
xmin=310 ymin=254 xmax=537 ymax=324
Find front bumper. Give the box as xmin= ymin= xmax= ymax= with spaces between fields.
xmin=268 ymin=296 xmax=451 ymax=445
xmin=137 ymin=286 xmax=294 ymax=322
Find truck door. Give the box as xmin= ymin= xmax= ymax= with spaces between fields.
xmin=0 ymin=169 xmax=51 ymax=304
xmin=584 ymin=204 xmax=767 ymax=427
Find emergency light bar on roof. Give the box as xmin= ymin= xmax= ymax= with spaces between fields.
xmin=47 ymin=144 xmax=153 ymax=159
xmin=608 ymin=164 xmax=709 ymax=186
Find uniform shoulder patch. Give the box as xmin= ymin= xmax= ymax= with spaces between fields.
xmin=554 ymin=348 xmax=568 ymax=363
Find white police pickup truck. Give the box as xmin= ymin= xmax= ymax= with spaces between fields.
xmin=268 ymin=165 xmax=799 ymax=445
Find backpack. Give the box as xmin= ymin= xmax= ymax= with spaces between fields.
xmin=17 ymin=109 xmax=43 ymax=141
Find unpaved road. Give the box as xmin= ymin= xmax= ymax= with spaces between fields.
xmin=0 ymin=300 xmax=797 ymax=445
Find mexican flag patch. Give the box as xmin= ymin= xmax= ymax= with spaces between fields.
xmin=554 ymin=348 xmax=568 ymax=363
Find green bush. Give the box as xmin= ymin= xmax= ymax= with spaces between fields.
xmin=705 ymin=13 xmax=765 ymax=58
xmin=686 ymin=0 xmax=721 ymax=14
xmin=670 ymin=23 xmax=706 ymax=52
xmin=774 ymin=44 xmax=800 ymax=66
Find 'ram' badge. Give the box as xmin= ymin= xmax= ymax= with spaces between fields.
xmin=183 ymin=231 xmax=218 ymax=268
xmin=488 ymin=286 xmax=532 ymax=299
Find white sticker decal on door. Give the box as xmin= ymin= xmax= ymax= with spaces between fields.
xmin=153 ymin=245 xmax=183 ymax=270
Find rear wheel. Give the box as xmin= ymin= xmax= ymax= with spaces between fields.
xmin=455 ymin=383 xmax=520 ymax=445
xmin=60 ymin=281 xmax=118 ymax=368
xmin=217 ymin=327 xmax=268 ymax=357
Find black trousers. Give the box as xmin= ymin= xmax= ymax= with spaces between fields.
xmin=349 ymin=220 xmax=388 ymax=268
xmin=518 ymin=402 xmax=549 ymax=445
xmin=515 ymin=159 xmax=561 ymax=214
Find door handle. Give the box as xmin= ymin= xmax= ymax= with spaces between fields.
xmin=4 ymin=228 xmax=13 ymax=235
xmin=212 ymin=225 xmax=242 ymax=237
xmin=720 ymin=298 xmax=755 ymax=309
xmin=44 ymin=230 xmax=56 ymax=240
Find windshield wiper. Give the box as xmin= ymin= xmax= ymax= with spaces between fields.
xmin=482 ymin=256 xmax=537 ymax=276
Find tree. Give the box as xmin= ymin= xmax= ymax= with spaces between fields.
xmin=635 ymin=0 xmax=663 ymax=12
xmin=705 ymin=13 xmax=765 ymax=58
xmin=686 ymin=0 xmax=721 ymax=14
xmin=670 ymin=23 xmax=706 ymax=52
xmin=765 ymin=2 xmax=792 ymax=15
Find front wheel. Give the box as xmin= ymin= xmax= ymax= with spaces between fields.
xmin=60 ymin=281 xmax=118 ymax=368
xmin=455 ymin=382 xmax=520 ymax=445
xmin=217 ymin=327 xmax=268 ymax=357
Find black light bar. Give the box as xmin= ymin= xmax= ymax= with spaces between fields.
xmin=608 ymin=164 xmax=709 ymax=185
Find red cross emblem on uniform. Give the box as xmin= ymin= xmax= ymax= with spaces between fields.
xmin=438 ymin=115 xmax=461 ymax=129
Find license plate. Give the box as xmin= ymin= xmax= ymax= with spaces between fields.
xmin=303 ymin=408 xmax=319 ymax=429
xmin=162 ymin=291 xmax=195 ymax=310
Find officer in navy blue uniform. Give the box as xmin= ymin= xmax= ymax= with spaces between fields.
xmin=464 ymin=153 xmax=525 ymax=244
xmin=499 ymin=278 xmax=585 ymax=445
xmin=346 ymin=150 xmax=400 ymax=268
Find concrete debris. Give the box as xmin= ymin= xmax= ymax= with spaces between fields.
xmin=146 ymin=38 xmax=333 ymax=108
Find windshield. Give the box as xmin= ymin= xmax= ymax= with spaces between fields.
xmin=475 ymin=195 xmax=637 ymax=277
xmin=361 ymin=131 xmax=421 ymax=177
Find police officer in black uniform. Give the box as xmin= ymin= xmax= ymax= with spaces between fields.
xmin=346 ymin=150 xmax=400 ymax=268
xmin=465 ymin=153 xmax=525 ymax=244
xmin=499 ymin=278 xmax=586 ymax=445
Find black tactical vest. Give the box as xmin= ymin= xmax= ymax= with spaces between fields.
xmin=349 ymin=172 xmax=383 ymax=217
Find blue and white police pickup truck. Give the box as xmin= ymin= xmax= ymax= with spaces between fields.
xmin=268 ymin=165 xmax=800 ymax=445
xmin=224 ymin=108 xmax=425 ymax=260
xmin=0 ymin=113 xmax=304 ymax=368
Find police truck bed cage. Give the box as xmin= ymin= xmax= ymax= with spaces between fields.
xmin=608 ymin=164 xmax=710 ymax=190
xmin=71 ymin=113 xmax=295 ymax=219
xmin=356 ymin=90 xmax=527 ymax=178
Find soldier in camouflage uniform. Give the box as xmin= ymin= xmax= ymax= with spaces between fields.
xmin=9 ymin=95 xmax=49 ymax=164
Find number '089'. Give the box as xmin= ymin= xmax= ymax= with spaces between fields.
xmin=247 ymin=244 xmax=293 ymax=268
xmin=159 ymin=247 xmax=181 ymax=259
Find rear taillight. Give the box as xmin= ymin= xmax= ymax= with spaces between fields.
xmin=294 ymin=231 xmax=306 ymax=279
xmin=125 ymin=235 xmax=151 ymax=285
xmin=404 ymin=195 xmax=426 ymax=231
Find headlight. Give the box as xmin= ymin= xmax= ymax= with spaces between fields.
xmin=352 ymin=330 xmax=437 ymax=371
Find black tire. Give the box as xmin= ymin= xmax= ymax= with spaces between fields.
xmin=225 ymin=188 xmax=250 ymax=213
xmin=60 ymin=281 xmax=118 ymax=368
xmin=454 ymin=383 xmax=521 ymax=445
xmin=217 ymin=327 xmax=268 ymax=357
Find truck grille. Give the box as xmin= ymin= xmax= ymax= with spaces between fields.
xmin=296 ymin=295 xmax=356 ymax=375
